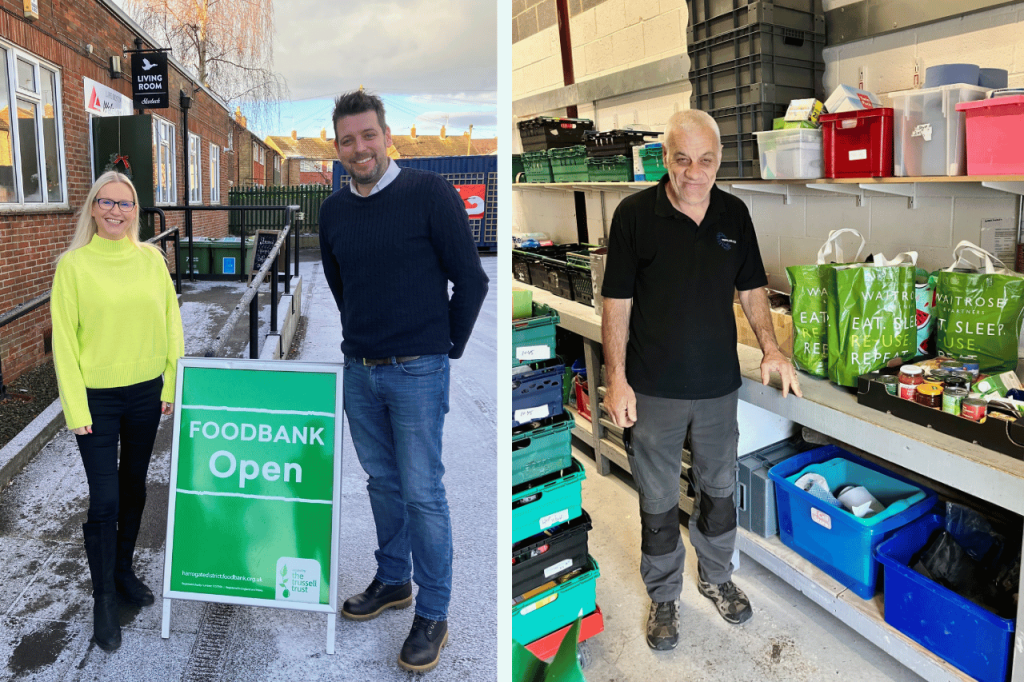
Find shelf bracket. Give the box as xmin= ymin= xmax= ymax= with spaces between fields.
xmin=728 ymin=183 xmax=802 ymax=205
xmin=804 ymin=183 xmax=868 ymax=207
xmin=858 ymin=182 xmax=917 ymax=209
xmin=981 ymin=181 xmax=1024 ymax=197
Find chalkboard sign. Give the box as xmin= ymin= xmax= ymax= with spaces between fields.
xmin=248 ymin=230 xmax=282 ymax=284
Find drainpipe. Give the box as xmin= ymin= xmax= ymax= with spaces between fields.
xmin=180 ymin=89 xmax=194 ymax=280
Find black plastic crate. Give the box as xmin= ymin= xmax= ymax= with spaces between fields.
xmin=719 ymin=132 xmax=761 ymax=179
xmin=513 ymin=510 xmax=592 ymax=597
xmin=690 ymin=53 xmax=823 ymax=110
xmin=543 ymin=260 xmax=576 ymax=301
xmin=688 ymin=23 xmax=825 ymax=67
xmin=584 ymin=130 xmax=661 ymax=158
xmin=688 ymin=0 xmax=824 ymax=43
xmin=567 ymin=265 xmax=593 ymax=307
xmin=512 ymin=250 xmax=534 ymax=285
xmin=710 ymin=102 xmax=787 ymax=137
xmin=518 ymin=117 xmax=595 ymax=152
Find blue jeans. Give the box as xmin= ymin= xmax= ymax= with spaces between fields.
xmin=343 ymin=354 xmax=452 ymax=621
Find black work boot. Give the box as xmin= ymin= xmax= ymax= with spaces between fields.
xmin=82 ymin=522 xmax=122 ymax=652
xmin=398 ymin=615 xmax=448 ymax=672
xmin=341 ymin=579 xmax=412 ymax=621
xmin=115 ymin=501 xmax=154 ymax=606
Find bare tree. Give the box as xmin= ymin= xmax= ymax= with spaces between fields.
xmin=124 ymin=0 xmax=286 ymax=129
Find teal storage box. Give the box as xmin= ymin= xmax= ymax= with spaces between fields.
xmin=768 ymin=445 xmax=936 ymax=599
xmin=585 ymin=155 xmax=631 ymax=181
xmin=876 ymin=513 xmax=1013 ymax=682
xmin=512 ymin=303 xmax=559 ymax=368
xmin=522 ymin=150 xmax=553 ymax=183
xmin=512 ymin=458 xmax=585 ymax=544
xmin=512 ymin=412 xmax=574 ymax=486
xmin=512 ymin=555 xmax=599 ymax=644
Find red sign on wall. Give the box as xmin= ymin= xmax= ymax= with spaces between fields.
xmin=453 ymin=184 xmax=486 ymax=220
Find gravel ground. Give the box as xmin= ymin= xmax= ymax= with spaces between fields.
xmin=0 ymin=360 xmax=60 ymax=449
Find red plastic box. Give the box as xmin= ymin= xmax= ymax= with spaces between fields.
xmin=819 ymin=108 xmax=894 ymax=178
xmin=956 ymin=95 xmax=1024 ymax=175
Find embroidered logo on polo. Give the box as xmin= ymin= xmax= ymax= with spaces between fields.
xmin=716 ymin=232 xmax=737 ymax=251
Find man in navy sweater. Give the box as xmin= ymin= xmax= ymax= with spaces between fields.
xmin=318 ymin=90 xmax=488 ymax=672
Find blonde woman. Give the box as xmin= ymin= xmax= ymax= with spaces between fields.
xmin=51 ymin=171 xmax=184 ymax=652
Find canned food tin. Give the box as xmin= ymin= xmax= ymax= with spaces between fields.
xmin=876 ymin=375 xmax=899 ymax=396
xmin=944 ymin=376 xmax=969 ymax=390
xmin=960 ymin=360 xmax=980 ymax=377
xmin=915 ymin=383 xmax=943 ymax=409
xmin=923 ymin=373 xmax=946 ymax=389
xmin=928 ymin=369 xmax=952 ymax=380
xmin=962 ymin=398 xmax=987 ymax=422
xmin=940 ymin=360 xmax=964 ymax=371
xmin=942 ymin=387 xmax=968 ymax=416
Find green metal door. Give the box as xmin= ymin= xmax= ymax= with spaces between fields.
xmin=92 ymin=115 xmax=156 ymax=240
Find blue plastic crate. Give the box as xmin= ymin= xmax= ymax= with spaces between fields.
xmin=875 ymin=514 xmax=1013 ymax=682
xmin=767 ymin=445 xmax=936 ymax=598
xmin=512 ymin=362 xmax=564 ymax=428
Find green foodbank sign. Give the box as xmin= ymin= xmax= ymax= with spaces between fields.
xmin=162 ymin=359 xmax=342 ymax=615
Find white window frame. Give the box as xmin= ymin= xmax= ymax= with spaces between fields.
xmin=0 ymin=40 xmax=68 ymax=208
xmin=153 ymin=116 xmax=177 ymax=205
xmin=209 ymin=143 xmax=220 ymax=204
xmin=188 ymin=132 xmax=201 ymax=203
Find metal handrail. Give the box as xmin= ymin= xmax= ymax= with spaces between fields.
xmin=0 ymin=208 xmax=174 ymax=399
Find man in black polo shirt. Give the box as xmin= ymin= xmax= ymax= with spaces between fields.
xmin=601 ymin=109 xmax=801 ymax=651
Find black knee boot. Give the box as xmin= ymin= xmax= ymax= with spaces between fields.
xmin=115 ymin=499 xmax=154 ymax=606
xmin=82 ymin=522 xmax=122 ymax=651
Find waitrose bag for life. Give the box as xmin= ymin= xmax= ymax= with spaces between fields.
xmin=826 ymin=252 xmax=918 ymax=387
xmin=787 ymin=229 xmax=866 ymax=376
xmin=935 ymin=241 xmax=1024 ymax=373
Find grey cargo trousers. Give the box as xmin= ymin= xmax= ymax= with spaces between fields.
xmin=627 ymin=389 xmax=739 ymax=602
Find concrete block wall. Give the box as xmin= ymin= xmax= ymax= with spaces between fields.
xmin=513 ymin=1 xmax=1024 ymax=292
xmin=512 ymin=0 xmax=689 ymax=100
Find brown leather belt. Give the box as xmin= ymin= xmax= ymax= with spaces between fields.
xmin=360 ymin=356 xmax=421 ymax=366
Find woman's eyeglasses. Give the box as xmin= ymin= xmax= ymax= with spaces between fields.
xmin=95 ymin=198 xmax=136 ymax=211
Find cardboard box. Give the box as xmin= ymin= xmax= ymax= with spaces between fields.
xmin=785 ymin=98 xmax=823 ymax=125
xmin=733 ymin=299 xmax=793 ymax=358
xmin=825 ymin=85 xmax=882 ymax=113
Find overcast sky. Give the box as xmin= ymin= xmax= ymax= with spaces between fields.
xmin=267 ymin=0 xmax=497 ymax=137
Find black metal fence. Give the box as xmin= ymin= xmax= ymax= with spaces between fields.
xmin=228 ymin=185 xmax=330 ymax=235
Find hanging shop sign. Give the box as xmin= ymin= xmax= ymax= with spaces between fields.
xmin=131 ymin=51 xmax=169 ymax=108
xmin=161 ymin=358 xmax=344 ymax=654
xmin=453 ymin=184 xmax=486 ymax=220
xmin=83 ymin=77 xmax=132 ymax=117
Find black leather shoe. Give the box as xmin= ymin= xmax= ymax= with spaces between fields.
xmin=341 ymin=579 xmax=412 ymax=621
xmin=398 ymin=615 xmax=448 ymax=672
xmin=83 ymin=522 xmax=122 ymax=652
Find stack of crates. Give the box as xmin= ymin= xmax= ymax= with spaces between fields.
xmin=686 ymin=0 xmax=825 ymax=178
xmin=584 ymin=129 xmax=660 ymax=183
xmin=512 ymin=302 xmax=600 ymax=647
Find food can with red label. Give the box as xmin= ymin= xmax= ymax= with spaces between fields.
xmin=962 ymin=398 xmax=987 ymax=422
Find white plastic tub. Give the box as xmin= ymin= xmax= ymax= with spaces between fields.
xmin=753 ymin=129 xmax=823 ymax=179
xmin=889 ymin=83 xmax=988 ymax=176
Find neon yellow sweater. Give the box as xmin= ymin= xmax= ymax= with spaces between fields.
xmin=51 ymin=235 xmax=184 ymax=429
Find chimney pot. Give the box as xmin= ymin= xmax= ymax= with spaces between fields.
xmin=440 ymin=125 xmax=446 ymax=140
xmin=291 ymin=130 xmax=297 ymax=140
xmin=410 ymin=124 xmax=416 ymax=139
xmin=320 ymin=128 xmax=327 ymax=141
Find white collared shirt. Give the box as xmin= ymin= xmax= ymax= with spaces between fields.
xmin=350 ymin=158 xmax=401 ymax=197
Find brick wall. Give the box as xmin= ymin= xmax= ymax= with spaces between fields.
xmin=0 ymin=0 xmax=232 ymax=383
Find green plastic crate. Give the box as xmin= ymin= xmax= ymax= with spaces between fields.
xmin=512 ymin=153 xmax=525 ymax=183
xmin=586 ymin=155 xmax=632 ymax=182
xmin=512 ymin=556 xmax=600 ymax=644
xmin=512 ymin=458 xmax=585 ymax=544
xmin=513 ymin=302 xmax=559 ymax=367
xmin=522 ymin=150 xmax=553 ymax=183
xmin=549 ymin=145 xmax=589 ymax=182
xmin=512 ymin=412 xmax=574 ymax=486
xmin=639 ymin=145 xmax=668 ymax=182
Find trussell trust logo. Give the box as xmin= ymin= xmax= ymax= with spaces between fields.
xmin=716 ymin=232 xmax=737 ymax=251
xmin=276 ymin=557 xmax=321 ymax=603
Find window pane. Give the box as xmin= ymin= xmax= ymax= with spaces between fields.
xmin=40 ymin=68 xmax=61 ymax=202
xmin=16 ymin=99 xmax=41 ymax=202
xmin=0 ymin=47 xmax=16 ymax=202
xmin=16 ymin=58 xmax=35 ymax=92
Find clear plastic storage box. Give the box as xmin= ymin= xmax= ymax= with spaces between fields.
xmin=889 ymin=84 xmax=988 ymax=176
xmin=753 ymin=129 xmax=823 ymax=179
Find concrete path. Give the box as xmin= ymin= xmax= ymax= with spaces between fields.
xmin=0 ymin=253 xmax=497 ymax=681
